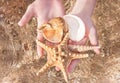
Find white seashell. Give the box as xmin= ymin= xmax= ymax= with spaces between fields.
xmin=63 ymin=14 xmax=85 ymax=41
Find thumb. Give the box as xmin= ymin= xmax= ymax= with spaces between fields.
xmin=36 ymin=18 xmax=48 ymax=57
xmin=18 ymin=5 xmax=34 ymax=26
xmin=89 ymin=27 xmax=100 ymax=54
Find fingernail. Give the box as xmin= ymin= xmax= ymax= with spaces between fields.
xmin=18 ymin=21 xmax=23 ymax=27
xmin=94 ymin=49 xmax=100 ymax=55
xmin=55 ymin=67 xmax=60 ymax=71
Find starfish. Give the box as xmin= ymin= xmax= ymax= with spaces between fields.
xmin=36 ymin=17 xmax=99 ymax=82
xmin=36 ymin=32 xmax=99 ymax=83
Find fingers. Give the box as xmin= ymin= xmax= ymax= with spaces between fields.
xmin=37 ymin=18 xmax=47 ymax=28
xmin=69 ymin=37 xmax=88 ymax=45
xmin=37 ymin=32 xmax=44 ymax=57
xmin=53 ymin=0 xmax=65 ymax=17
xmin=55 ymin=67 xmax=60 ymax=71
xmin=18 ymin=5 xmax=34 ymax=26
xmin=67 ymin=59 xmax=80 ymax=73
xmin=37 ymin=45 xmax=44 ymax=57
xmin=88 ymin=26 xmax=100 ymax=54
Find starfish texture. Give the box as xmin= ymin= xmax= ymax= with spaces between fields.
xmin=36 ymin=17 xmax=99 ymax=83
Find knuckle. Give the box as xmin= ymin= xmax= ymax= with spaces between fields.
xmin=28 ymin=4 xmax=33 ymax=10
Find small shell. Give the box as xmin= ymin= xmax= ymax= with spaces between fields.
xmin=39 ymin=17 xmax=67 ymax=43
xmin=63 ymin=15 xmax=85 ymax=41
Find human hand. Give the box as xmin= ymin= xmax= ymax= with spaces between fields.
xmin=67 ymin=0 xmax=100 ymax=73
xmin=18 ymin=0 xmax=65 ymax=58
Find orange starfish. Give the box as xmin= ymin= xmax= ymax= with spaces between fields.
xmin=36 ymin=33 xmax=99 ymax=83
xmin=36 ymin=17 xmax=99 ymax=83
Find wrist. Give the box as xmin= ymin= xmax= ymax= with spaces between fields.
xmin=35 ymin=0 xmax=54 ymax=4
xmin=70 ymin=0 xmax=96 ymax=17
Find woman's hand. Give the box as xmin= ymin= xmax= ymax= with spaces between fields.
xmin=67 ymin=0 xmax=100 ymax=73
xmin=18 ymin=0 xmax=65 ymax=57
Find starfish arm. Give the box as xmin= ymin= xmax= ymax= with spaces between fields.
xmin=54 ymin=61 xmax=68 ymax=83
xmin=36 ymin=39 xmax=51 ymax=51
xmin=60 ymin=32 xmax=69 ymax=46
xmin=66 ymin=53 xmax=89 ymax=72
xmin=68 ymin=45 xmax=100 ymax=52
xmin=69 ymin=53 xmax=89 ymax=59
xmin=37 ymin=60 xmax=54 ymax=76
xmin=60 ymin=65 xmax=68 ymax=83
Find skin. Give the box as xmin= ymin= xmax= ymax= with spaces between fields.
xmin=18 ymin=0 xmax=64 ymax=58
xmin=18 ymin=0 xmax=100 ymax=73
xmin=67 ymin=0 xmax=100 ymax=72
